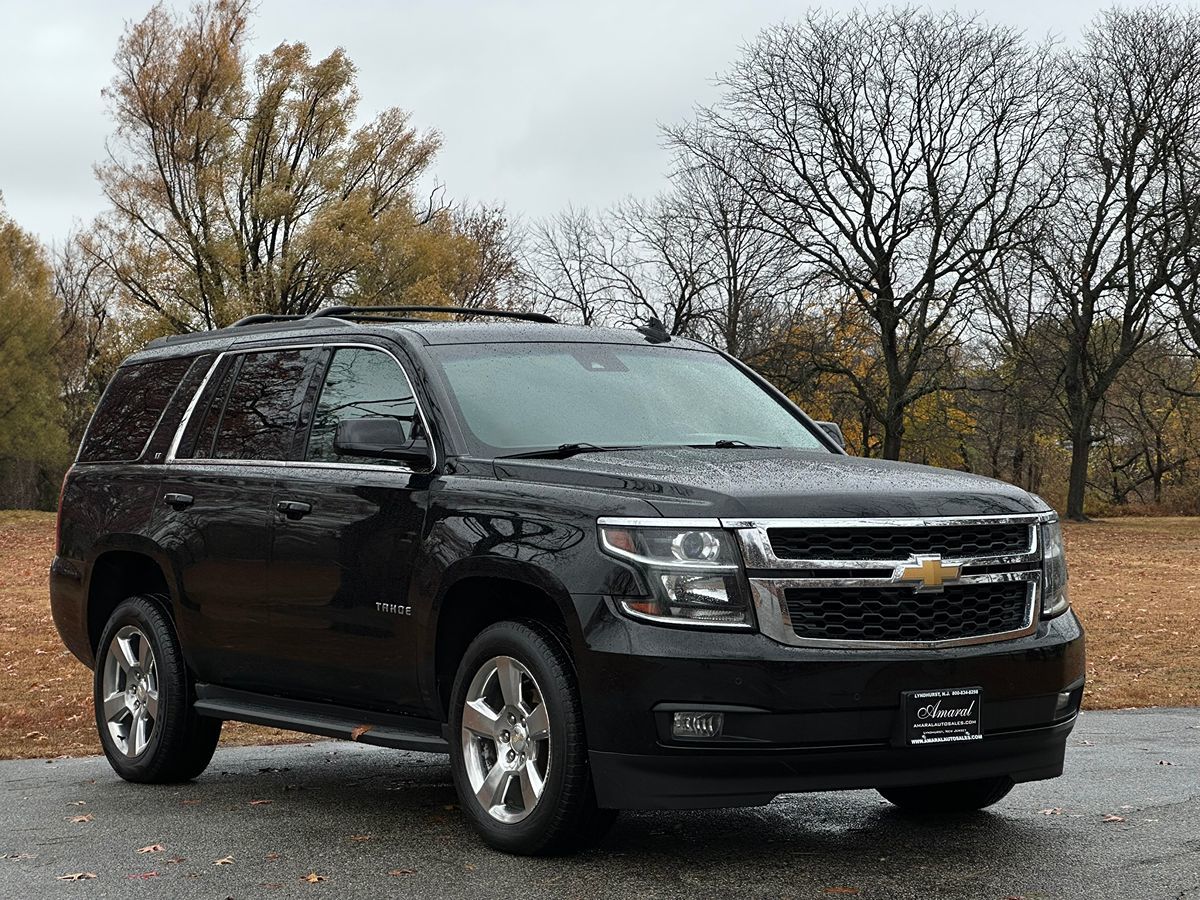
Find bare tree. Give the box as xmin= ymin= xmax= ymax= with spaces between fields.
xmin=525 ymin=208 xmax=618 ymax=325
xmin=986 ymin=7 xmax=1200 ymax=519
xmin=53 ymin=236 xmax=116 ymax=447
xmin=670 ymin=8 xmax=1063 ymax=459
xmin=671 ymin=150 xmax=801 ymax=362
xmin=597 ymin=194 xmax=718 ymax=334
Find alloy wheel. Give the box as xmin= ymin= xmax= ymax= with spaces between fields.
xmin=100 ymin=625 xmax=160 ymax=757
xmin=460 ymin=655 xmax=551 ymax=824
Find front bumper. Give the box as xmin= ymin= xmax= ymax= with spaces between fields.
xmin=574 ymin=599 xmax=1085 ymax=809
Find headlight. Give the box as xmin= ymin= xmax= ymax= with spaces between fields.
xmin=599 ymin=523 xmax=751 ymax=627
xmin=1041 ymin=518 xmax=1070 ymax=618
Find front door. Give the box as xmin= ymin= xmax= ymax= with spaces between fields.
xmin=267 ymin=345 xmax=432 ymax=712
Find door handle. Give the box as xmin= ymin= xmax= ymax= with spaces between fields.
xmin=276 ymin=499 xmax=313 ymax=520
xmin=163 ymin=492 xmax=194 ymax=510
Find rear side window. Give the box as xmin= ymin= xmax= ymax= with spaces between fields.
xmin=79 ymin=357 xmax=193 ymax=462
xmin=306 ymin=348 xmax=419 ymax=465
xmin=188 ymin=349 xmax=322 ymax=461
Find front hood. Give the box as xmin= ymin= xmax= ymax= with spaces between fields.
xmin=492 ymin=448 xmax=1047 ymax=519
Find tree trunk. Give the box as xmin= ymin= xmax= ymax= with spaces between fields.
xmin=1066 ymin=428 xmax=1091 ymax=521
xmin=881 ymin=417 xmax=904 ymax=460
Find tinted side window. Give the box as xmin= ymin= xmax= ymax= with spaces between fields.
xmin=79 ymin=357 xmax=193 ymax=462
xmin=191 ymin=349 xmax=320 ymax=461
xmin=184 ymin=360 xmax=237 ymax=460
xmin=306 ymin=348 xmax=418 ymax=465
xmin=141 ymin=354 xmax=215 ymax=463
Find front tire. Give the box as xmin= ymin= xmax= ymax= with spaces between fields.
xmin=878 ymin=776 xmax=1014 ymax=813
xmin=449 ymin=620 xmax=616 ymax=854
xmin=93 ymin=595 xmax=221 ymax=783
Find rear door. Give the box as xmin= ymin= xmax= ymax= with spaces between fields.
xmin=155 ymin=346 xmax=325 ymax=690
xmin=264 ymin=344 xmax=433 ymax=711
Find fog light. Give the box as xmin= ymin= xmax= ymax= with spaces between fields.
xmin=672 ymin=711 xmax=724 ymax=739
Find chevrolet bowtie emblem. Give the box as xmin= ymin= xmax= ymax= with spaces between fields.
xmin=895 ymin=555 xmax=961 ymax=592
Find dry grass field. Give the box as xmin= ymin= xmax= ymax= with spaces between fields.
xmin=1 ymin=510 xmax=1197 ymax=759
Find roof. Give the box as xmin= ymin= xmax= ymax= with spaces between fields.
xmin=391 ymin=320 xmax=710 ymax=349
xmin=130 ymin=315 xmax=712 ymax=364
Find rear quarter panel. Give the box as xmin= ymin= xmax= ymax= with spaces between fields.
xmin=50 ymin=464 xmax=163 ymax=666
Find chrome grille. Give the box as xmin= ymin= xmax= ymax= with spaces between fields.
xmin=731 ymin=513 xmax=1052 ymax=649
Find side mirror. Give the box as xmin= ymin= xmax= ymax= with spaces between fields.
xmin=333 ymin=418 xmax=431 ymax=465
xmin=815 ymin=421 xmax=846 ymax=451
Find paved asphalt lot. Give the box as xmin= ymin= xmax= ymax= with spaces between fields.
xmin=0 ymin=709 xmax=1196 ymax=899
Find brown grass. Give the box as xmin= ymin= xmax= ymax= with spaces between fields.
xmin=1064 ymin=516 xmax=1200 ymax=710
xmin=1 ymin=511 xmax=1197 ymax=759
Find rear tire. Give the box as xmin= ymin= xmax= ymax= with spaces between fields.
xmin=877 ymin=776 xmax=1014 ymax=813
xmin=93 ymin=595 xmax=221 ymax=783
xmin=449 ymin=620 xmax=617 ymax=855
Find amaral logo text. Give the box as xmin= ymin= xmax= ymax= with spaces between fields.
xmin=915 ymin=697 xmax=977 ymax=721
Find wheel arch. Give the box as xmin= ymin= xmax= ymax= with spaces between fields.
xmin=424 ymin=558 xmax=584 ymax=719
xmin=84 ymin=539 xmax=177 ymax=658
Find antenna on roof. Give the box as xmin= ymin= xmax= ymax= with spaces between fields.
xmin=635 ymin=316 xmax=672 ymax=344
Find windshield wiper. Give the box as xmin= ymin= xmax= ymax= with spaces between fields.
xmin=499 ymin=442 xmax=645 ymax=460
xmin=686 ymin=439 xmax=782 ymax=449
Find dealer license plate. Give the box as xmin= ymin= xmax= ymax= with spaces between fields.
xmin=903 ymin=687 xmax=983 ymax=745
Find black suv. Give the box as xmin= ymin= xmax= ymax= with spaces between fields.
xmin=51 ymin=306 xmax=1085 ymax=854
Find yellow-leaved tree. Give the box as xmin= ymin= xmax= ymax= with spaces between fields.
xmin=87 ymin=0 xmax=514 ymax=332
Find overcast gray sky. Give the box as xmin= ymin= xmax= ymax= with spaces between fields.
xmin=0 ymin=0 xmax=1113 ymax=247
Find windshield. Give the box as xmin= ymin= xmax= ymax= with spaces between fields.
xmin=428 ymin=342 xmax=827 ymax=456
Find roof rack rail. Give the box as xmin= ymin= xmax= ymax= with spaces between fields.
xmin=309 ymin=304 xmax=557 ymax=324
xmin=230 ymin=313 xmax=308 ymax=327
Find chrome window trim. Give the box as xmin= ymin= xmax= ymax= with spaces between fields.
xmin=163 ymin=341 xmax=437 ymax=474
xmin=156 ymin=459 xmax=431 ymax=476
xmin=750 ymin=574 xmax=1040 ymax=650
xmin=164 ymin=355 xmax=223 ymax=462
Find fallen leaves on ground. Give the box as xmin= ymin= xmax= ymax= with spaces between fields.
xmin=302 ymin=872 xmax=327 ymax=883
xmin=214 ymin=856 xmax=235 ymax=865
xmin=249 ymin=799 xmax=273 ymax=806
xmin=128 ymin=872 xmax=159 ymax=880
xmin=388 ymin=868 xmax=417 ymax=877
xmin=1039 ymin=807 xmax=1063 ymax=816
xmin=350 ymin=725 xmax=372 ymax=741
xmin=1103 ymin=814 xmax=1126 ymax=823
xmin=136 ymin=844 xmax=166 ymax=854
xmin=348 ymin=834 xmax=371 ymax=842
xmin=56 ymin=872 xmax=96 ymax=881
xmin=67 ymin=814 xmax=93 ymax=824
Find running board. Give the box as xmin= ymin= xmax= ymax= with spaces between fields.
xmin=194 ymin=685 xmax=449 ymax=754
